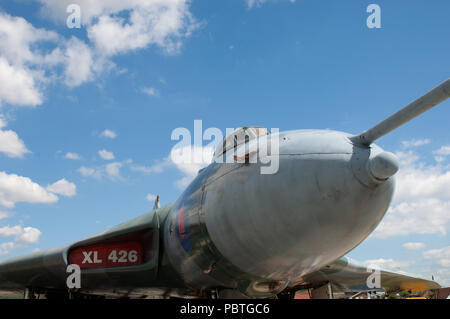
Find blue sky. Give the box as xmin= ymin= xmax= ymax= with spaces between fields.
xmin=0 ymin=1 xmax=449 ymax=285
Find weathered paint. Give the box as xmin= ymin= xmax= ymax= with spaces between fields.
xmin=302 ymin=256 xmax=440 ymax=293
xmin=162 ymin=130 xmax=397 ymax=297
xmin=0 ymin=129 xmax=441 ymax=298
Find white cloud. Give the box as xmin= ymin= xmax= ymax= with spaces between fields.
xmin=175 ymin=176 xmax=195 ymax=189
xmin=170 ymin=145 xmax=213 ymax=189
xmin=0 ymin=225 xmax=41 ymax=256
xmin=170 ymin=145 xmax=214 ymax=175
xmin=126 ymin=145 xmax=212 ymax=188
xmin=78 ymin=166 xmax=101 ymax=179
xmin=98 ymin=149 xmax=115 ymax=160
xmin=46 ymin=178 xmax=76 ymax=197
xmin=65 ymin=152 xmax=81 ymax=160
xmin=435 ymin=156 xmax=446 ymax=163
xmin=19 ymin=227 xmax=41 ymax=244
xmin=246 ymin=0 xmax=296 ymax=9
xmin=0 ymin=117 xmax=30 ymax=158
xmin=401 ymin=138 xmax=431 ymax=148
xmin=105 ymin=162 xmax=123 ymax=180
xmin=146 ymin=193 xmax=157 ymax=202
xmin=434 ymin=146 xmax=450 ymax=156
xmin=423 ymin=246 xmax=450 ymax=269
xmin=0 ymin=12 xmax=59 ymax=106
xmin=0 ymin=171 xmax=58 ymax=208
xmin=394 ymin=150 xmax=419 ymax=167
xmin=403 ymin=242 xmax=426 ymax=251
xmin=0 ymin=13 xmax=95 ymax=107
xmin=1 ymin=2 xmax=199 ymax=107
xmin=433 ymin=145 xmax=450 ymax=163
xmin=142 ymin=87 xmax=159 ymax=97
xmin=0 ymin=242 xmax=15 ymax=256
xmin=86 ymin=1 xmax=198 ymax=56
xmin=434 ymin=269 xmax=450 ymax=286
xmin=373 ymin=199 xmax=450 ymax=238
xmin=423 ymin=246 xmax=450 ymax=260
xmin=129 ymin=157 xmax=171 ymax=174
xmin=372 ymin=148 xmax=450 ymax=239
xmin=39 ymin=0 xmax=198 ymax=55
xmin=131 ymin=164 xmax=161 ymax=174
xmin=100 ymin=129 xmax=117 ymax=139
xmin=0 ymin=13 xmax=58 ymax=65
xmin=61 ymin=37 xmax=94 ymax=87
xmin=0 ymin=57 xmax=43 ymax=106
xmin=0 ymin=225 xmax=41 ymax=244
xmin=0 ymin=210 xmax=11 ymax=220
xmin=247 ymin=0 xmax=267 ymax=8
xmin=78 ymin=162 xmax=124 ymax=181
xmin=364 ymin=258 xmax=410 ymax=270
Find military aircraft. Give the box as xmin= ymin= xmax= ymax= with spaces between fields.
xmin=0 ymin=79 xmax=448 ymax=299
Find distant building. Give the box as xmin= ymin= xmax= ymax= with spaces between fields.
xmin=432 ymin=287 xmax=450 ymax=299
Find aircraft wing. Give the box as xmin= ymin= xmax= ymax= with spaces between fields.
xmin=0 ymin=202 xmax=440 ymax=299
xmin=0 ymin=205 xmax=169 ymax=298
xmin=300 ymin=256 xmax=440 ymax=294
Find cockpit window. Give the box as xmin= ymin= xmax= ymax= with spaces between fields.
xmin=214 ymin=126 xmax=270 ymax=158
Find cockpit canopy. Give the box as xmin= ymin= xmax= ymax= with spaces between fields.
xmin=214 ymin=126 xmax=270 ymax=157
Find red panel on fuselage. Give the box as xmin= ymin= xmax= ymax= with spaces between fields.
xmin=68 ymin=242 xmax=143 ymax=269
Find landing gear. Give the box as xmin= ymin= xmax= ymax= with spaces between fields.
xmin=23 ymin=287 xmax=102 ymax=299
xmin=277 ymin=289 xmax=297 ymax=299
xmin=24 ymin=288 xmax=36 ymax=299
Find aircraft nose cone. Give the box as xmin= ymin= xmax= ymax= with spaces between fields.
xmin=368 ymin=151 xmax=399 ymax=180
